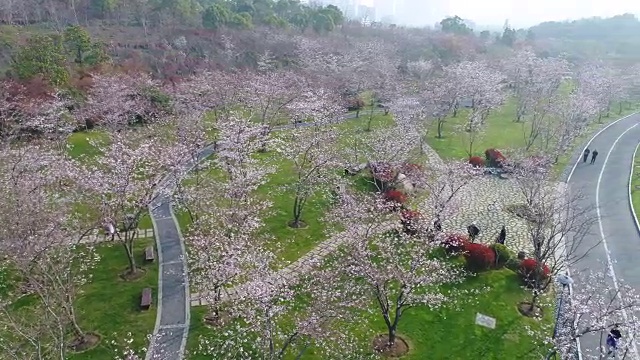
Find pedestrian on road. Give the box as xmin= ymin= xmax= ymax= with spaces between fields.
xmin=606 ymin=326 xmax=622 ymax=357
xmin=591 ymin=149 xmax=599 ymax=164
xmin=497 ymin=225 xmax=506 ymax=245
xmin=583 ymin=148 xmax=591 ymax=163
xmin=467 ymin=222 xmax=480 ymax=243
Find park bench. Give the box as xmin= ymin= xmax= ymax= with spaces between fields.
xmin=145 ymin=246 xmax=155 ymax=262
xmin=140 ymin=287 xmax=152 ymax=310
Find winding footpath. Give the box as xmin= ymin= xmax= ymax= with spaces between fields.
xmin=144 ymin=111 xmax=401 ymax=359
xmin=563 ymin=112 xmax=640 ymax=359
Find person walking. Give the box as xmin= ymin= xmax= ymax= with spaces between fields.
xmin=583 ymin=148 xmax=591 ymax=163
xmin=467 ymin=222 xmax=480 ymax=243
xmin=606 ymin=326 xmax=622 ymax=357
xmin=591 ymin=149 xmax=599 ymax=164
xmin=497 ymin=225 xmax=506 ymax=245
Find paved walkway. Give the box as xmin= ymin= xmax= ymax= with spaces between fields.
xmin=143 ymin=110 xmax=393 ymax=359
xmin=564 ymin=113 xmax=640 ymax=358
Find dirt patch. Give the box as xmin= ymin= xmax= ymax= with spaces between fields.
xmin=287 ymin=220 xmax=308 ymax=229
xmin=204 ymin=311 xmax=232 ymax=327
xmin=517 ymin=302 xmax=544 ymax=318
xmin=68 ymin=332 xmax=101 ymax=352
xmin=119 ymin=267 xmax=147 ymax=281
xmin=372 ymin=334 xmax=410 ymax=358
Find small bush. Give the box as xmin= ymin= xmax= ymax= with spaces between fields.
xmin=518 ymin=258 xmax=550 ymax=286
xmin=384 ymin=189 xmax=407 ymax=204
xmin=463 ymin=242 xmax=495 ymax=272
xmin=441 ymin=233 xmax=469 ymax=253
xmin=400 ymin=209 xmax=421 ymax=235
xmin=505 ymin=258 xmax=520 ymax=271
xmin=468 ymin=156 xmax=485 ymax=168
xmin=489 ymin=243 xmax=513 ymax=268
xmin=485 ymin=148 xmax=506 ymax=168
xmin=346 ymin=96 xmax=365 ymax=111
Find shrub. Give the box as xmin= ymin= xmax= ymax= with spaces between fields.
xmin=485 ymin=148 xmax=506 ymax=168
xmin=400 ymin=209 xmax=421 ymax=235
xmin=346 ymin=96 xmax=365 ymax=111
xmin=518 ymin=258 xmax=550 ymax=286
xmin=441 ymin=233 xmax=469 ymax=253
xmin=489 ymin=243 xmax=513 ymax=268
xmin=505 ymin=258 xmax=520 ymax=271
xmin=468 ymin=156 xmax=485 ymax=168
xmin=463 ymin=242 xmax=495 ymax=272
xmin=384 ymin=189 xmax=407 ymax=204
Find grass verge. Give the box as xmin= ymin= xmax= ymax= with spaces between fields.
xmin=68 ymin=239 xmax=158 ymax=360
xmin=185 ymin=269 xmax=551 ymax=359
xmin=629 ymin=143 xmax=640 ymax=221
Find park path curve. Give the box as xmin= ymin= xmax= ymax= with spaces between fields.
xmin=145 ymin=110 xmax=435 ymax=359
xmin=564 ymin=112 xmax=640 ymax=358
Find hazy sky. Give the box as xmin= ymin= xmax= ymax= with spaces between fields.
xmin=360 ymin=0 xmax=640 ymax=28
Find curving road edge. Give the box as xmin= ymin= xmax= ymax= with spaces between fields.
xmin=628 ymin=142 xmax=640 ymax=236
xmin=565 ymin=111 xmax=640 ymax=359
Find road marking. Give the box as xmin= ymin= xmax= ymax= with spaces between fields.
xmin=628 ymin=142 xmax=640 ymax=236
xmin=567 ymin=112 xmax=638 ymax=183
xmin=596 ymin=122 xmax=640 ymax=358
xmin=159 ymin=324 xmax=187 ymax=330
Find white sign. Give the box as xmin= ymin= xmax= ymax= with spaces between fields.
xmin=475 ymin=313 xmax=496 ymax=329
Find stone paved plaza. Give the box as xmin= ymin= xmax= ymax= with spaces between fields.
xmin=441 ymin=176 xmax=565 ymax=254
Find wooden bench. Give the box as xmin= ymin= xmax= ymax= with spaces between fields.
xmin=144 ymin=246 xmax=155 ymax=262
xmin=140 ymin=288 xmax=152 ymax=310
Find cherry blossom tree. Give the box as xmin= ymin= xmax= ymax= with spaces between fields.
xmin=166 ymin=70 xmax=245 ymax=120
xmin=75 ymin=127 xmax=185 ymax=277
xmin=275 ymin=90 xmax=344 ymax=228
xmin=78 ymin=72 xmax=168 ymax=128
xmin=0 ymin=144 xmax=100 ymax=357
xmin=186 ymin=112 xmax=274 ymax=324
xmin=552 ymin=268 xmax=640 ymax=360
xmin=241 ymin=69 xmax=305 ymax=136
xmin=547 ymin=90 xmax=600 ymax=162
xmin=509 ymin=158 xmax=593 ymax=316
xmin=418 ymin=160 xmax=480 ymax=228
xmin=197 ymin=260 xmax=371 ymax=359
xmin=326 ymin=189 xmax=464 ymax=352
xmin=0 ymin=80 xmax=70 ymax=139
xmin=501 ymin=49 xmax=570 ymax=122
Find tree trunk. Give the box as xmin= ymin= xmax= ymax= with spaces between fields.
xmin=437 ymin=120 xmax=443 ymax=138
xmin=291 ymin=195 xmax=304 ymax=228
xmin=123 ymin=240 xmax=136 ymax=274
xmin=355 ymin=109 xmax=360 ymax=118
xmin=387 ymin=326 xmax=397 ymax=346
xmin=619 ymin=102 xmax=623 ymax=115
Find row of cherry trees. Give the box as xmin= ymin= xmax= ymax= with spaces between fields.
xmin=1 ymin=37 xmax=640 ymax=359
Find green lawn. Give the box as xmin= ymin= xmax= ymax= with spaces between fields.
xmin=185 ymin=269 xmax=551 ymax=359
xmin=630 ymin=143 xmax=640 ymax=219
xmin=426 ymin=99 xmax=639 ymax=178
xmin=69 ymin=239 xmax=158 ymax=360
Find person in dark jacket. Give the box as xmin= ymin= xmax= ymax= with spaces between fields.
xmin=467 ymin=222 xmax=480 ymax=242
xmin=497 ymin=225 xmax=506 ymax=245
xmin=607 ymin=326 xmax=622 ymax=356
xmin=433 ymin=218 xmax=442 ymax=232
xmin=591 ymin=149 xmax=599 ymax=164
xmin=583 ymin=148 xmax=590 ymax=163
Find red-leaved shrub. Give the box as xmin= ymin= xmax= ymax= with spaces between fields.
xmin=463 ymin=242 xmax=496 ymax=272
xmin=441 ymin=233 xmax=469 ymax=253
xmin=485 ymin=148 xmax=506 ymax=167
xmin=469 ymin=156 xmax=485 ymax=168
xmin=384 ymin=189 xmax=407 ymax=204
xmin=400 ymin=209 xmax=421 ymax=235
xmin=518 ymin=258 xmax=550 ymax=286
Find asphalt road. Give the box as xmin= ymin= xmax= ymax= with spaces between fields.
xmin=567 ymin=113 xmax=640 ymax=359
